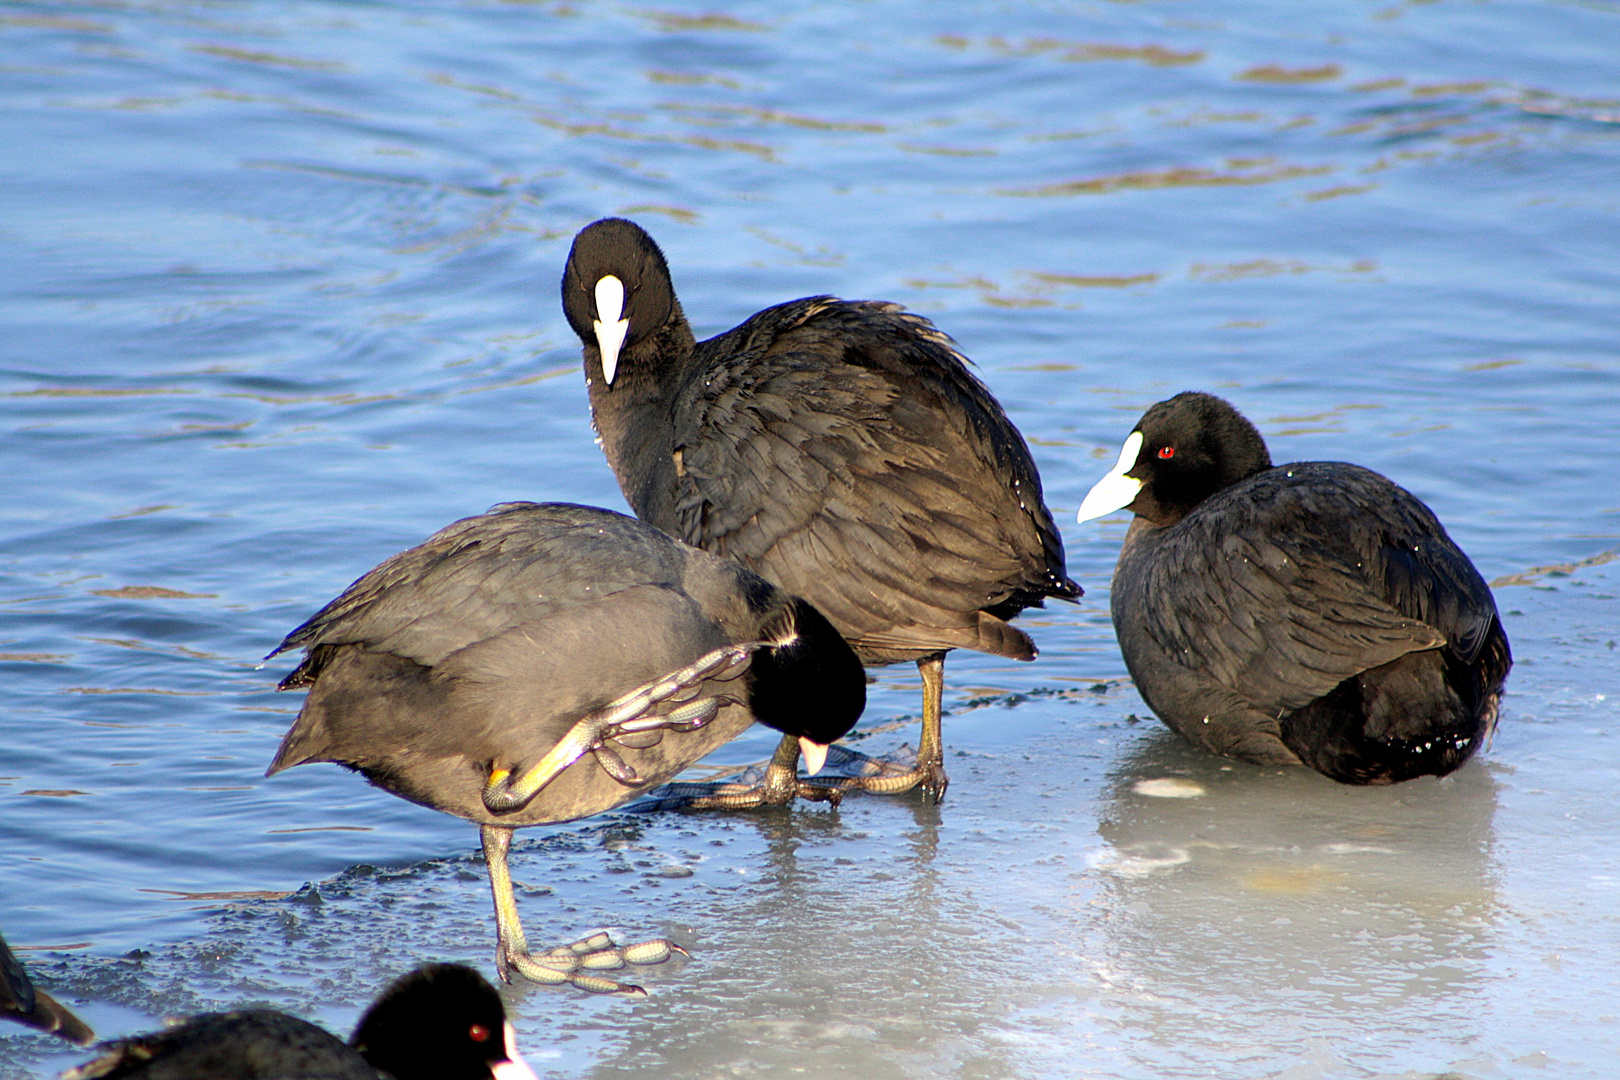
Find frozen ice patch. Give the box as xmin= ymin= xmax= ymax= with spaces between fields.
xmin=1320 ymin=842 xmax=1397 ymax=856
xmin=1087 ymin=842 xmax=1191 ymax=878
xmin=1133 ymin=777 xmax=1206 ymax=798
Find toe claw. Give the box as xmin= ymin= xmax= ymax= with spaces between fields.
xmin=570 ymin=973 xmax=645 ymax=995
xmin=796 ymin=782 xmax=843 ymax=806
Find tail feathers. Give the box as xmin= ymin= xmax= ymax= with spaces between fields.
xmin=274 ymin=643 xmax=338 ymax=691
xmin=0 ymin=965 xmax=93 ymax=1042
xmin=265 ymin=716 xmax=331 ymax=777
xmin=974 ymin=612 xmax=1036 ymax=661
xmin=2 ymin=941 xmax=94 ymax=1046
xmin=23 ymin=989 xmax=95 ymax=1046
xmin=853 ymin=611 xmax=1036 ymax=661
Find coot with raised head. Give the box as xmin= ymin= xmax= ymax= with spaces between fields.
xmin=1077 ymin=391 xmax=1509 ymax=784
xmin=266 ymin=503 xmax=863 ymax=991
xmin=562 ymin=217 xmax=1079 ymax=803
xmin=64 ymin=963 xmax=533 ymax=1080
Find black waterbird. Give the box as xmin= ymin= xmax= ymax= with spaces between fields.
xmin=1077 ymin=392 xmax=1510 ymax=783
xmin=265 ymin=502 xmax=863 ymax=991
xmin=562 ymin=217 xmax=1079 ymax=804
xmin=63 ymin=963 xmax=533 ymax=1080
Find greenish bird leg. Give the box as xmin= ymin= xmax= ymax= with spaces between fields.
xmin=829 ymin=652 xmax=948 ymax=803
xmin=643 ymin=653 xmax=950 ymax=810
xmin=641 ymin=733 xmax=846 ymax=809
xmin=480 ymin=825 xmax=685 ymax=995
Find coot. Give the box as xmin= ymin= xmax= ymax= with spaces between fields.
xmin=266 ymin=503 xmax=863 ymax=990
xmin=1 ymin=931 xmax=93 ymax=1045
xmin=63 ymin=963 xmax=533 ymax=1080
xmin=1077 ymin=392 xmax=1510 ymax=784
xmin=562 ymin=217 xmax=1079 ymax=803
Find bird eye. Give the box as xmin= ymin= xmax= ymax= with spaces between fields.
xmin=1157 ymin=446 xmax=1175 ymax=459
xmin=468 ymin=1023 xmax=491 ymax=1043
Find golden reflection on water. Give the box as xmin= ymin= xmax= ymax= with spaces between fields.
xmin=1028 ymin=272 xmax=1159 ymax=288
xmin=1001 ymin=162 xmax=1334 ymax=198
xmin=636 ymin=11 xmax=770 ymax=33
xmin=934 ymin=35 xmax=1204 ymax=67
xmin=1237 ymin=63 xmax=1342 ymax=85
xmin=1190 ymin=258 xmax=1376 ymax=282
xmin=186 ymin=45 xmax=343 ymax=72
xmin=661 ymin=102 xmax=885 ymax=133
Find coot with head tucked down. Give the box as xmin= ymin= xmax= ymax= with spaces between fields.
xmin=64 ymin=963 xmax=532 ymax=1080
xmin=1077 ymin=392 xmax=1509 ymax=784
xmin=2 ymin=930 xmax=93 ymax=1045
xmin=265 ymin=502 xmax=863 ymax=991
xmin=562 ymin=217 xmax=1080 ymax=804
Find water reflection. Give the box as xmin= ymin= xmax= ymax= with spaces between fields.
xmin=536 ymin=799 xmax=1034 ymax=1080
xmin=1089 ymin=731 xmax=1499 ymax=1070
xmin=4 ymin=796 xmax=1033 ymax=1080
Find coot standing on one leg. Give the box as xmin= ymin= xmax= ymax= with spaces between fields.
xmin=265 ymin=503 xmax=863 ymax=991
xmin=1076 ymin=392 xmax=1510 ymax=784
xmin=561 ymin=217 xmax=1080 ymax=804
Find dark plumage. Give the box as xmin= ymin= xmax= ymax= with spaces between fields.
xmin=63 ymin=963 xmax=532 ymax=1080
xmin=265 ymin=502 xmax=863 ymax=988
xmin=1 ymin=931 xmax=94 ymax=1045
xmin=1078 ymin=392 xmax=1510 ymax=784
xmin=562 ymin=217 xmax=1079 ymax=801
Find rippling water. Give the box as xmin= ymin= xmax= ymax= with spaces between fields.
xmin=3 ymin=0 xmax=1618 ymax=1077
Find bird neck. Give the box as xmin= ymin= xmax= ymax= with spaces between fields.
xmin=585 ymin=313 xmax=697 ymax=528
xmin=1116 ymin=514 xmax=1169 ymax=572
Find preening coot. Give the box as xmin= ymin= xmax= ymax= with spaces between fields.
xmin=63 ymin=963 xmax=533 ymax=1080
xmin=266 ymin=503 xmax=863 ymax=991
xmin=1077 ymin=392 xmax=1510 ymax=784
xmin=1 ymin=930 xmax=93 ymax=1045
xmin=562 ymin=217 xmax=1079 ymax=803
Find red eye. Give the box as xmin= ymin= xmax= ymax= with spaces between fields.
xmin=1157 ymin=446 xmax=1175 ymax=459
xmin=468 ymin=1023 xmax=491 ymax=1043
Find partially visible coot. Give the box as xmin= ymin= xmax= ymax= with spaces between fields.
xmin=1 ymin=930 xmax=93 ymax=1045
xmin=64 ymin=963 xmax=533 ymax=1080
xmin=1077 ymin=392 xmax=1510 ymax=784
xmin=562 ymin=217 xmax=1079 ymax=803
xmin=265 ymin=503 xmax=863 ymax=991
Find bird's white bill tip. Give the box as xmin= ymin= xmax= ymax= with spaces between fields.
xmin=493 ymin=1023 xmax=540 ymax=1080
xmin=592 ymin=275 xmax=630 ymax=385
xmin=799 ymin=738 xmax=830 ymax=777
xmin=1077 ymin=430 xmax=1144 ymax=523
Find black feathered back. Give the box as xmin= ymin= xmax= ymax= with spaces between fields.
xmin=566 ymin=219 xmax=1079 ymax=668
xmin=1093 ymin=393 xmax=1510 ymax=784
xmin=63 ymin=1012 xmax=370 ymax=1080
xmin=63 ymin=963 xmax=518 ymax=1080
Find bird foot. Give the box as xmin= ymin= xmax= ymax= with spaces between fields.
xmin=636 ymin=744 xmax=949 ymax=810
xmin=635 ymin=758 xmax=844 ymax=811
xmin=817 ymin=743 xmax=949 ymax=804
xmin=499 ymin=931 xmax=687 ymax=995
